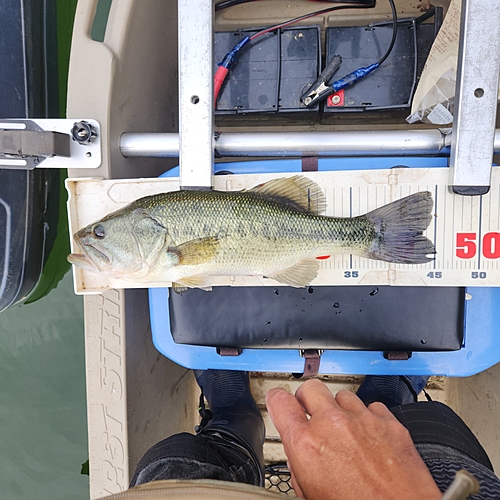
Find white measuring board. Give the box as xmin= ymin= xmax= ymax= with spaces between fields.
xmin=66 ymin=167 xmax=500 ymax=294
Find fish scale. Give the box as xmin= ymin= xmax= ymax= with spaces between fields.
xmin=149 ymin=191 xmax=368 ymax=265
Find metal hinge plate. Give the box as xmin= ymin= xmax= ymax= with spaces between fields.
xmin=0 ymin=119 xmax=101 ymax=170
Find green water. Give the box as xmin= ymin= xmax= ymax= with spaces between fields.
xmin=0 ymin=272 xmax=89 ymax=499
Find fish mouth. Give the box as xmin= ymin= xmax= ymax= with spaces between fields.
xmin=68 ymin=239 xmax=110 ymax=272
xmin=67 ymin=252 xmax=99 ymax=272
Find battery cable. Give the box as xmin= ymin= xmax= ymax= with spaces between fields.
xmin=214 ymin=0 xmax=397 ymax=107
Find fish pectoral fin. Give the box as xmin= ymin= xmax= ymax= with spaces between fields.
xmin=269 ymin=258 xmax=319 ymax=287
xmin=176 ymin=275 xmax=213 ymax=291
xmin=172 ymin=283 xmax=188 ymax=294
xmin=168 ymin=237 xmax=220 ymax=266
xmin=248 ymin=175 xmax=326 ymax=214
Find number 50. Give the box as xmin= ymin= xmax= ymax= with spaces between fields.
xmin=456 ymin=232 xmax=500 ymax=259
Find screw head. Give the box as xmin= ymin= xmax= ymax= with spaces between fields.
xmin=71 ymin=121 xmax=96 ymax=145
xmin=331 ymin=95 xmax=341 ymax=105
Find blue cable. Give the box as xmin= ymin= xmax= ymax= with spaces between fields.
xmin=331 ymin=63 xmax=380 ymax=93
xmin=218 ymin=36 xmax=251 ymax=69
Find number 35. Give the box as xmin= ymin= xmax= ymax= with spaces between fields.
xmin=344 ymin=271 xmax=359 ymax=278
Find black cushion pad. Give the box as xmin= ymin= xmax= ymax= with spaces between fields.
xmin=169 ymin=286 xmax=465 ymax=351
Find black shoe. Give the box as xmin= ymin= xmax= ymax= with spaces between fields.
xmin=356 ymin=375 xmax=430 ymax=408
xmin=194 ymin=369 xmax=265 ymax=485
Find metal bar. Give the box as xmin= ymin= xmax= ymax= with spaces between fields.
xmin=450 ymin=0 xmax=500 ymax=195
xmin=215 ymin=130 xmax=445 ymax=157
xmin=121 ymin=133 xmax=179 ymax=157
xmin=178 ymin=0 xmax=213 ymax=189
xmin=121 ymin=130 xmax=449 ymax=158
xmin=440 ymin=470 xmax=480 ymax=500
xmin=0 ymin=130 xmax=70 ymax=157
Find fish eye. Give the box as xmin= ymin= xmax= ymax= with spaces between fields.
xmin=93 ymin=225 xmax=106 ymax=239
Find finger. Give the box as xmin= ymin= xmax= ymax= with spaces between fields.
xmin=291 ymin=476 xmax=303 ymax=498
xmin=367 ymin=401 xmax=398 ymax=420
xmin=335 ymin=390 xmax=368 ymax=413
xmin=266 ymin=387 xmax=308 ymax=442
xmin=287 ymin=460 xmax=305 ymax=498
xmin=295 ymin=378 xmax=338 ymax=416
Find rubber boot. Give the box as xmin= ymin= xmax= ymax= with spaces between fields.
xmin=194 ymin=369 xmax=265 ymax=485
xmin=356 ymin=375 xmax=430 ymax=408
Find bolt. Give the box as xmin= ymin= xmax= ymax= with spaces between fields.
xmin=331 ymin=95 xmax=341 ymax=105
xmin=71 ymin=121 xmax=97 ymax=145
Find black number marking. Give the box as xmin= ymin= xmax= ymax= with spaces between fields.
xmin=344 ymin=271 xmax=359 ymax=278
xmin=427 ymin=272 xmax=442 ymax=279
xmin=471 ymin=271 xmax=487 ymax=279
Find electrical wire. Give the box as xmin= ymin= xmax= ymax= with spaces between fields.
xmin=376 ymin=0 xmax=397 ymax=66
xmin=214 ymin=0 xmax=399 ymax=105
xmin=315 ymin=0 xmax=398 ymax=102
xmin=250 ymin=3 xmax=374 ymax=41
xmin=215 ymin=0 xmax=257 ymax=11
xmin=308 ymin=0 xmax=375 ymax=4
xmin=215 ymin=0 xmax=375 ymax=11
xmin=214 ymin=1 xmax=375 ymax=104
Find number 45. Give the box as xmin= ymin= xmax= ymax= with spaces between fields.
xmin=427 ymin=272 xmax=442 ymax=279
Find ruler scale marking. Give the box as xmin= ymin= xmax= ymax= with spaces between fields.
xmin=478 ymin=196 xmax=483 ymax=270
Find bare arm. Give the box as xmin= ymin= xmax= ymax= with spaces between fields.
xmin=266 ymin=378 xmax=442 ymax=500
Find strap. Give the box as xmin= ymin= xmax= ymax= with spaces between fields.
xmin=216 ymin=347 xmax=242 ymax=356
xmin=399 ymin=376 xmax=419 ymax=402
xmin=384 ymin=351 xmax=412 ymax=361
xmin=301 ymin=156 xmax=318 ymax=172
xmin=299 ymin=349 xmax=322 ymax=378
xmin=195 ymin=391 xmax=213 ymax=434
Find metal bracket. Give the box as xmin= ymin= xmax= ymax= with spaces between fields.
xmin=450 ymin=0 xmax=500 ymax=195
xmin=178 ymin=0 xmax=213 ymax=189
xmin=0 ymin=119 xmax=101 ymax=170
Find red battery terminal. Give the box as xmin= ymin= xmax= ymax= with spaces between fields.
xmin=327 ymin=89 xmax=345 ymax=107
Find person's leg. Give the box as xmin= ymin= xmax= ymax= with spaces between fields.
xmin=356 ymin=375 xmax=492 ymax=470
xmin=130 ymin=370 xmax=265 ymax=488
xmin=356 ymin=376 xmax=500 ymax=498
xmin=391 ymin=401 xmax=500 ymax=497
xmin=130 ymin=431 xmax=260 ymax=486
xmin=194 ymin=369 xmax=265 ymax=482
xmin=390 ymin=401 xmax=493 ymax=471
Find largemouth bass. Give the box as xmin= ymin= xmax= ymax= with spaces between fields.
xmin=68 ymin=176 xmax=435 ymax=289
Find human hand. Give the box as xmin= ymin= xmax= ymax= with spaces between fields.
xmin=266 ymin=379 xmax=442 ymax=500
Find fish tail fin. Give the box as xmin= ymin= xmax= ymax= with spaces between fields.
xmin=365 ymin=192 xmax=436 ymax=264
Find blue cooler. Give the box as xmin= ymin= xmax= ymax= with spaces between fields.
xmin=149 ymin=158 xmax=500 ymax=376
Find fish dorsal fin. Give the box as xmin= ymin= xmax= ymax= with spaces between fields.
xmin=168 ymin=237 xmax=220 ymax=266
xmin=269 ymin=258 xmax=320 ymax=287
xmin=248 ymin=175 xmax=326 ymax=214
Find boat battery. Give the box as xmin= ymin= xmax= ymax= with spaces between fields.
xmin=214 ymin=9 xmax=442 ymax=117
xmin=214 ymin=26 xmax=321 ymax=115
xmin=324 ymin=9 xmax=443 ymax=113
